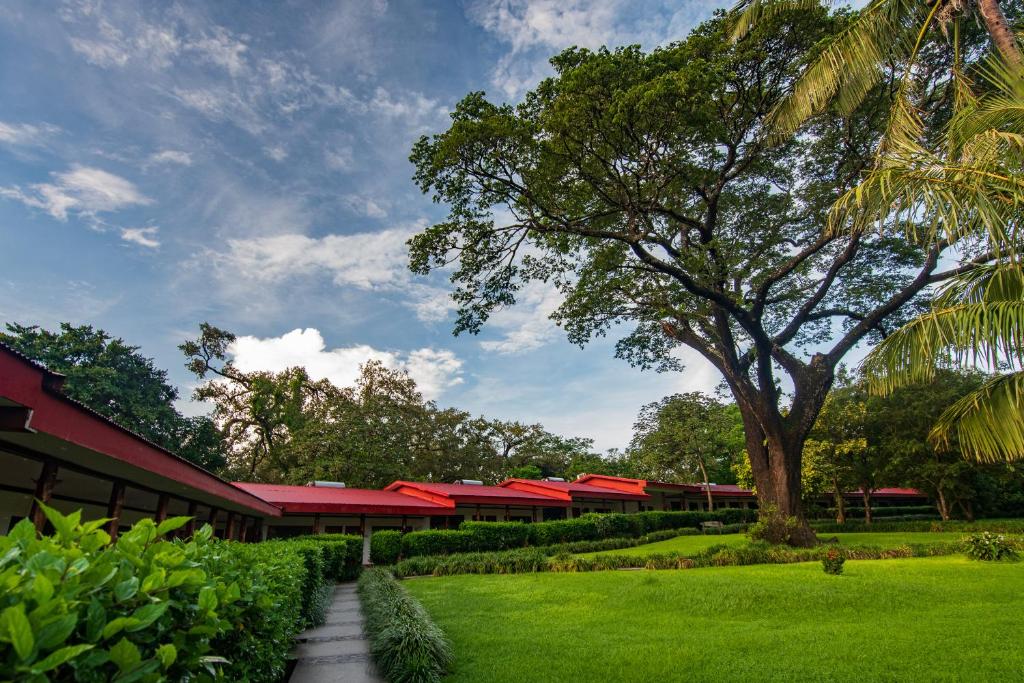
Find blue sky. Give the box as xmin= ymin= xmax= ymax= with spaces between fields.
xmin=0 ymin=0 xmax=735 ymax=451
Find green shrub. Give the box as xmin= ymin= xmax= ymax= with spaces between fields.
xmin=963 ymin=532 xmax=1020 ymax=561
xmin=0 ymin=505 xmax=315 ymax=683
xmin=372 ymin=531 xmax=404 ymax=565
xmin=459 ymin=521 xmax=531 ymax=551
xmin=401 ymin=530 xmax=470 ymax=557
xmin=358 ymin=568 xmax=452 ymax=683
xmin=811 ymin=519 xmax=1024 ymax=534
xmin=287 ymin=534 xmax=363 ymax=580
xmin=822 ymin=547 xmax=845 ymax=575
xmin=811 ymin=505 xmax=937 ymax=520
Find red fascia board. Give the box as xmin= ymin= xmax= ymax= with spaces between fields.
xmin=277 ymin=501 xmax=449 ymax=515
xmin=385 ymin=482 xmax=456 ymax=507
xmin=501 ymin=479 xmax=649 ymax=501
xmin=386 ymin=481 xmax=570 ymax=508
xmin=575 ymin=474 xmax=648 ymax=495
xmin=449 ymin=494 xmax=569 ymax=507
xmin=0 ymin=348 xmax=280 ymax=517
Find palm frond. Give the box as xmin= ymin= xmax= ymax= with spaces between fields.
xmin=861 ymin=299 xmax=1024 ymax=393
xmin=729 ymin=0 xmax=827 ymax=43
xmin=935 ymin=263 xmax=1024 ymax=306
xmin=930 ymin=371 xmax=1024 ymax=461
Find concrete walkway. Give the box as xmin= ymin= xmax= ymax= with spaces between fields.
xmin=289 ymin=583 xmax=385 ymax=683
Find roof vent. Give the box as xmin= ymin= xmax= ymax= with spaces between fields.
xmin=306 ymin=481 xmax=346 ymax=488
xmin=452 ymin=479 xmax=484 ymax=486
xmin=543 ymin=477 xmax=566 ymax=482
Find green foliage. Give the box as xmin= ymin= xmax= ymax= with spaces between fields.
xmin=822 ymin=546 xmax=846 ymax=575
xmin=811 ymin=519 xmax=1024 ymax=534
xmin=371 ymin=531 xmax=404 ymax=565
xmin=0 ymin=506 xmax=357 ymax=682
xmin=358 ymin=568 xmax=452 ymax=683
xmin=401 ymin=530 xmax=471 ymax=558
xmin=963 ymin=531 xmax=1020 ymax=561
xmin=1 ymin=322 xmax=226 ymax=471
xmin=748 ymin=504 xmax=801 ymax=544
xmin=811 ymin=505 xmax=938 ymax=520
xmin=458 ymin=521 xmax=531 ymax=551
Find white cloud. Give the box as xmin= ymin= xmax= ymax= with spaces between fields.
xmin=263 ymin=145 xmax=288 ymax=162
xmin=345 ymin=195 xmax=388 ymax=219
xmin=229 ymin=327 xmax=463 ymax=399
xmin=216 ymin=228 xmax=411 ymax=289
xmin=0 ymin=165 xmax=151 ymax=221
xmin=325 ymin=146 xmax=354 ymax=171
xmin=120 ymin=226 xmax=160 ymax=248
xmin=479 ymin=281 xmax=563 ymax=353
xmin=187 ymin=26 xmax=248 ymax=76
xmin=148 ymin=149 xmax=192 ymax=166
xmin=0 ymin=120 xmax=60 ymax=146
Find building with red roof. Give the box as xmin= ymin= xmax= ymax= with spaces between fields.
xmin=385 ymin=480 xmax=571 ymax=526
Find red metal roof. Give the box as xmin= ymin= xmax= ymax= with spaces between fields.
xmin=385 ymin=481 xmax=570 ymax=507
xmin=849 ymin=487 xmax=926 ymax=498
xmin=577 ymin=474 xmax=755 ymax=497
xmin=0 ymin=344 xmax=281 ymax=517
xmin=499 ymin=478 xmax=650 ymax=501
xmin=234 ymin=483 xmax=452 ymax=515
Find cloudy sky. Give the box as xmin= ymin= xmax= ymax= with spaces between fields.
xmin=0 ymin=0 xmax=734 ymax=450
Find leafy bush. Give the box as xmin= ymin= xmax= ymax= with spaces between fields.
xmin=358 ymin=568 xmax=452 ymax=683
xmin=286 ymin=534 xmax=363 ymax=580
xmin=963 ymin=532 xmax=1020 ymax=561
xmin=0 ymin=505 xmax=321 ymax=682
xmin=747 ymin=505 xmax=800 ymax=544
xmin=811 ymin=519 xmax=1024 ymax=534
xmin=401 ymin=530 xmax=470 ymax=557
xmin=822 ymin=547 xmax=845 ymax=575
xmin=812 ymin=505 xmax=937 ymax=520
xmin=372 ymin=530 xmax=404 ymax=565
xmin=459 ymin=521 xmax=531 ymax=551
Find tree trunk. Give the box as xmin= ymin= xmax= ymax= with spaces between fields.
xmin=833 ymin=479 xmax=846 ymax=525
xmin=936 ymin=489 xmax=951 ymax=521
xmin=698 ymin=460 xmax=714 ymax=512
xmin=956 ymin=497 xmax=976 ymax=522
xmin=977 ymin=0 xmax=1023 ymax=67
xmin=862 ymin=490 xmax=872 ymax=525
xmin=741 ymin=411 xmax=817 ymax=547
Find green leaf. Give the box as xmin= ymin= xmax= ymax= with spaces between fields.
xmin=114 ymin=576 xmax=139 ymax=602
xmin=102 ymin=617 xmax=141 ymax=640
xmin=155 ymin=516 xmax=190 ymax=536
xmin=155 ymin=644 xmax=177 ymax=669
xmin=40 ymin=502 xmax=73 ymax=539
xmin=140 ymin=568 xmax=165 ymax=593
xmin=30 ymin=644 xmax=94 ymax=674
xmin=107 ymin=638 xmax=141 ymax=673
xmin=0 ymin=605 xmax=34 ymax=662
xmin=127 ymin=602 xmax=169 ymax=631
xmin=197 ymin=586 xmax=217 ymax=612
xmin=85 ymin=600 xmax=106 ymax=642
xmin=36 ymin=613 xmax=78 ymax=651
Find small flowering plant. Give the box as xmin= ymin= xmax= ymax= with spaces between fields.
xmin=963 ymin=531 xmax=1019 ymax=561
xmin=822 ymin=546 xmax=845 ymax=575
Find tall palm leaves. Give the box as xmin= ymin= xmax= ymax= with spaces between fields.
xmin=731 ymin=1 xmax=1024 ymax=460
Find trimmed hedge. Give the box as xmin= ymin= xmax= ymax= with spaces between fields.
xmin=358 ymin=568 xmax=452 ymax=683
xmin=398 ymin=509 xmax=757 ymax=559
xmin=393 ymin=539 xmax=964 ymax=578
xmin=372 ymin=530 xmax=404 ymax=565
xmin=0 ymin=506 xmax=361 ymax=682
xmin=809 ymin=505 xmax=938 ymax=520
xmin=811 ymin=519 xmax=1024 ymax=534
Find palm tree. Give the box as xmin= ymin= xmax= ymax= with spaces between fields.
xmin=732 ymin=1 xmax=1024 ymax=460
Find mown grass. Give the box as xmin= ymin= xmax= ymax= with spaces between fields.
xmin=576 ymin=531 xmax=976 ymax=558
xmin=405 ymin=557 xmax=1024 ymax=682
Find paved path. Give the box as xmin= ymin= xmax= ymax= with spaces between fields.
xmin=289 ymin=583 xmax=385 ymax=683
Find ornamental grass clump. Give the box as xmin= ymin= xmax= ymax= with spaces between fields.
xmin=822 ymin=547 xmax=846 ymax=575
xmin=963 ymin=532 xmax=1020 ymax=561
xmin=358 ymin=568 xmax=452 ymax=683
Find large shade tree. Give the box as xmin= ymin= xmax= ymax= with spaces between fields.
xmin=408 ymin=10 xmax=968 ymax=544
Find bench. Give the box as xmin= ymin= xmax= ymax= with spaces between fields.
xmin=701 ymin=520 xmax=724 ymax=535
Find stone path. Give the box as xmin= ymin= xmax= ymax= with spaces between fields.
xmin=289 ymin=583 xmax=385 ymax=683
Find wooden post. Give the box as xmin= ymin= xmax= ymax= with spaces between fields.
xmin=239 ymin=516 xmax=249 ymax=543
xmin=29 ymin=460 xmax=59 ymax=533
xmin=532 ymin=507 xmax=537 ymax=523
xmin=475 ymin=504 xmax=481 ymax=521
xmin=253 ymin=517 xmax=265 ymax=542
xmin=185 ymin=501 xmax=198 ymax=537
xmin=312 ymin=513 xmax=321 ymax=535
xmin=225 ymin=512 xmax=237 ymax=541
xmin=106 ymin=481 xmax=126 ymax=542
xmin=504 ymin=505 xmax=510 ymax=521
xmin=154 ymin=493 xmax=169 ymax=524
xmin=401 ymin=515 xmax=408 ymax=533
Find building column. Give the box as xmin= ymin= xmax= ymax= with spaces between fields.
xmin=154 ymin=493 xmax=169 ymax=524
xmin=207 ymin=506 xmax=220 ymax=536
xmin=503 ymin=505 xmax=510 ymax=522
xmin=312 ymin=513 xmax=321 ymax=535
xmin=225 ymin=512 xmax=237 ymax=540
xmin=106 ymin=481 xmax=126 ymax=542
xmin=29 ymin=460 xmax=59 ymax=534
xmin=474 ymin=504 xmax=481 ymax=521
xmin=252 ymin=517 xmax=265 ymax=542
xmin=260 ymin=520 xmax=269 ymax=541
xmin=360 ymin=514 xmax=371 ymax=565
xmin=401 ymin=515 xmax=407 ymax=533
xmin=184 ymin=501 xmax=198 ymax=537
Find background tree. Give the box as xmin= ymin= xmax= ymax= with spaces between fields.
xmin=627 ymin=393 xmax=743 ymax=510
xmin=0 ymin=322 xmax=225 ymax=470
xmin=801 ymin=381 xmax=865 ymax=523
xmin=408 ymin=10 xmax=965 ymax=544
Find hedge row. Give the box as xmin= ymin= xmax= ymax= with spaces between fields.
xmin=809 ymin=505 xmax=938 ymax=519
xmin=811 ymin=519 xmax=1024 ymax=534
xmin=393 ymin=540 xmax=963 ymax=578
xmin=397 ymin=509 xmax=757 ymax=559
xmin=0 ymin=505 xmax=361 ymax=682
xmin=358 ymin=568 xmax=452 ymax=683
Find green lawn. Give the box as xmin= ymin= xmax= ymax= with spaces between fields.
xmin=406 ymin=557 xmax=1024 ymax=682
xmin=576 ymin=531 xmax=972 ymax=558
